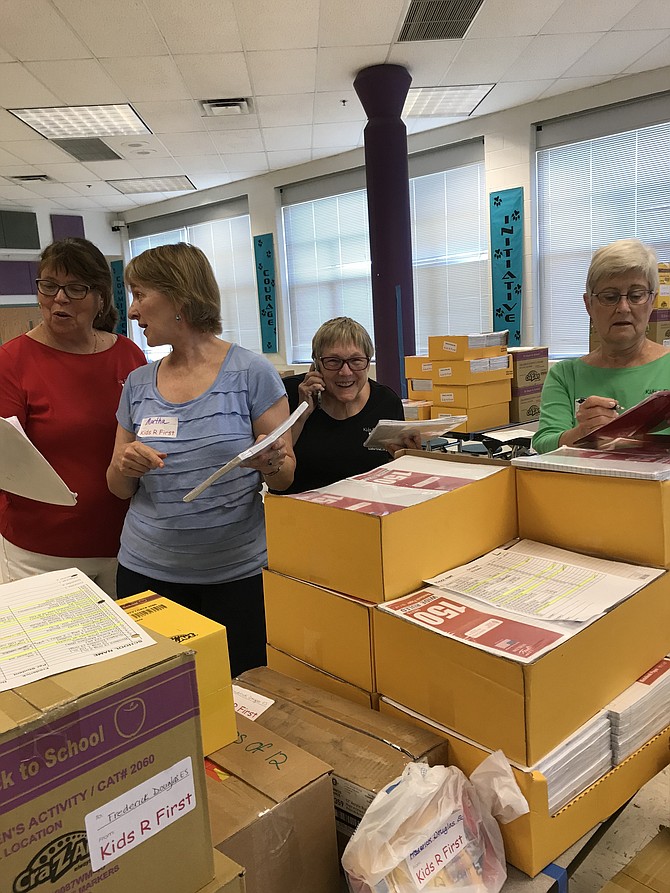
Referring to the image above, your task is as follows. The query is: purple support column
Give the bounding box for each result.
[354,64,416,395]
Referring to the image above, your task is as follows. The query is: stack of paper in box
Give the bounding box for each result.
[607,655,670,764]
[404,331,512,433]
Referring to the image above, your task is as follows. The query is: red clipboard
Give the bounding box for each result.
[575,390,670,451]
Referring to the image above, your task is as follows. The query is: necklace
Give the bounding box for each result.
[38,322,99,354]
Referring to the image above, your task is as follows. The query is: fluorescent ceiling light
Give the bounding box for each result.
[108,176,195,194]
[8,104,151,139]
[403,85,494,117]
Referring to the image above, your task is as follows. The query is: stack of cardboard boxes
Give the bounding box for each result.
[507,346,549,423]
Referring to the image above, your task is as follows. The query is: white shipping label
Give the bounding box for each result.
[421,362,433,371]
[232,684,274,720]
[404,811,466,891]
[438,368,452,378]
[138,416,179,438]
[439,393,455,403]
[332,776,375,837]
[442,341,457,352]
[85,757,196,871]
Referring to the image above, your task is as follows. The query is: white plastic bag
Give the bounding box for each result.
[341,763,507,893]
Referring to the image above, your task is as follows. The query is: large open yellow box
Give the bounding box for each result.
[267,646,378,709]
[430,402,510,432]
[517,469,670,568]
[263,569,376,691]
[431,379,511,408]
[407,378,433,400]
[119,592,237,754]
[380,698,670,879]
[373,573,670,765]
[265,452,517,602]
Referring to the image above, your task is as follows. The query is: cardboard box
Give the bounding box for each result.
[234,668,449,845]
[407,378,433,400]
[431,379,511,408]
[427,332,508,360]
[198,851,246,893]
[404,356,434,378]
[373,572,670,765]
[430,354,512,386]
[600,827,670,893]
[380,699,670,878]
[119,592,237,755]
[508,346,548,387]
[402,398,433,420]
[206,713,339,893]
[654,263,670,310]
[265,452,517,602]
[517,468,670,568]
[430,402,510,433]
[267,646,378,709]
[648,309,670,346]
[0,636,214,893]
[263,570,376,692]
[510,385,543,423]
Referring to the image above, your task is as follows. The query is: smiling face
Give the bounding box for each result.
[317,340,371,405]
[584,271,654,352]
[128,281,178,346]
[38,265,102,339]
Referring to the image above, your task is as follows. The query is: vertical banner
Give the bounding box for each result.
[253,233,277,353]
[489,187,523,346]
[110,259,128,336]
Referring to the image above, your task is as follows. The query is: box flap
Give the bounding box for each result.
[118,592,225,642]
[612,827,670,893]
[206,770,275,840]
[0,690,41,733]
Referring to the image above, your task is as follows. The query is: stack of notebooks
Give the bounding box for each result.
[606,655,670,764]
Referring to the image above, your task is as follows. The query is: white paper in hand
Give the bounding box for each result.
[183,401,309,502]
[0,416,77,505]
[363,416,468,450]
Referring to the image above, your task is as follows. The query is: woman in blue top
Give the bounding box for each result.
[107,242,295,675]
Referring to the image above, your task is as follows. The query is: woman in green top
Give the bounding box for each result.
[533,239,670,454]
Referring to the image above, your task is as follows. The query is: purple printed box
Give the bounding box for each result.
[0,636,213,893]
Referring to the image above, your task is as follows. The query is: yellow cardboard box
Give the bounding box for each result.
[599,827,670,893]
[263,570,376,692]
[265,452,517,602]
[508,346,549,387]
[431,379,511,408]
[407,378,434,400]
[427,332,508,360]
[431,402,510,433]
[430,354,512,386]
[373,573,670,765]
[516,469,670,568]
[267,646,378,709]
[380,698,670,879]
[119,593,236,755]
[402,398,433,420]
[404,356,434,378]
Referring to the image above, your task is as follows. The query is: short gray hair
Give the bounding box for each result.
[586,239,659,296]
[311,317,374,361]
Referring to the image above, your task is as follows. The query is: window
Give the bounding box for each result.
[127,201,259,361]
[537,118,670,358]
[281,144,488,362]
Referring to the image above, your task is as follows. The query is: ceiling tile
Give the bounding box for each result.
[0,63,62,107]
[23,60,127,105]
[443,37,533,84]
[95,194,139,209]
[177,155,228,173]
[316,46,389,92]
[0,48,15,63]
[624,35,670,74]
[221,152,268,172]
[103,135,173,159]
[500,33,603,82]
[473,80,554,116]
[540,0,640,34]
[186,172,233,189]
[387,42,461,88]
[0,146,22,165]
[0,110,40,141]
[203,113,260,131]
[39,161,100,182]
[248,49,317,96]
[0,180,44,201]
[174,54,252,100]
[82,159,143,178]
[1,0,91,61]
[234,0,319,51]
[145,0,242,53]
[210,130,265,153]
[132,101,206,134]
[24,181,79,197]
[267,149,312,169]
[564,30,670,77]
[467,0,564,38]
[539,76,607,99]
[54,195,101,209]
[616,0,670,30]
[70,181,124,197]
[7,140,73,164]
[319,0,406,46]
[406,116,467,134]
[312,121,363,148]
[53,0,169,57]
[158,132,217,156]
[263,125,312,151]
[256,94,314,127]
[313,92,365,124]
[0,163,41,177]
[129,157,184,177]
[100,57,191,102]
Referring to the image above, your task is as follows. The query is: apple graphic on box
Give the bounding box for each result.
[114,698,147,739]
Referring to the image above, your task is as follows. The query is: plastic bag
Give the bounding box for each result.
[341,762,507,893]
[470,750,529,825]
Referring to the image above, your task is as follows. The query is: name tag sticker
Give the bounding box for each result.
[138,416,179,439]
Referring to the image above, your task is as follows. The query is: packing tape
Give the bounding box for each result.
[541,862,568,893]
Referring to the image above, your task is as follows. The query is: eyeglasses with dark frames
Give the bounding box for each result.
[590,288,654,306]
[319,355,371,371]
[36,279,93,301]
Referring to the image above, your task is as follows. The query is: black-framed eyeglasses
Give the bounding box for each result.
[36,279,92,301]
[319,355,371,371]
[590,288,654,306]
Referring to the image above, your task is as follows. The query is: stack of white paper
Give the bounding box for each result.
[512,445,670,480]
[530,712,612,814]
[606,655,670,764]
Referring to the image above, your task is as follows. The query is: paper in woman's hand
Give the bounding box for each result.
[363,416,468,450]
[0,416,77,505]
[182,402,309,502]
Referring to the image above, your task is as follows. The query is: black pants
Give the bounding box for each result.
[116,564,267,678]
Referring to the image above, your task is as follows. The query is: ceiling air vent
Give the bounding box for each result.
[201,98,251,117]
[9,174,52,183]
[51,138,122,162]
[398,0,485,41]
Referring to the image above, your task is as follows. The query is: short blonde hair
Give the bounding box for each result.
[586,239,659,296]
[311,317,374,361]
[125,242,222,335]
